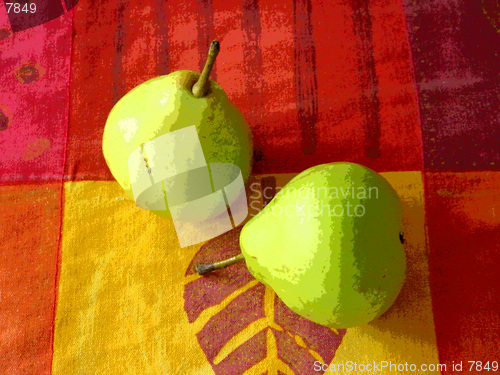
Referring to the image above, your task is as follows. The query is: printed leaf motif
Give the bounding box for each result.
[184,228,346,375]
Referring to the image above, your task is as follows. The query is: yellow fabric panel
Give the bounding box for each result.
[52,181,212,374]
[53,172,439,374]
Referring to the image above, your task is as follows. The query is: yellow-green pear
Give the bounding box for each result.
[198,162,406,329]
[102,41,252,218]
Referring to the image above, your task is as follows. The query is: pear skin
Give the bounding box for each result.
[240,162,406,328]
[102,70,252,219]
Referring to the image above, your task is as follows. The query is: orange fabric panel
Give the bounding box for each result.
[0,184,61,374]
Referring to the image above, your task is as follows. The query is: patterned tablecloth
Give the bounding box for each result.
[0,0,498,374]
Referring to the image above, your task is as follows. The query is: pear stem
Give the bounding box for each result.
[192,40,220,98]
[196,253,245,275]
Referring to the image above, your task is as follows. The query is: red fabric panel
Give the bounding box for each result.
[65,0,422,181]
[425,172,500,373]
[304,0,422,172]
[64,0,119,181]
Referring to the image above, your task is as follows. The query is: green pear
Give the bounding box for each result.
[102,41,252,219]
[240,162,406,328]
[197,162,406,328]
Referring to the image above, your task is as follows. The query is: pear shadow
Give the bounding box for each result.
[366,197,438,349]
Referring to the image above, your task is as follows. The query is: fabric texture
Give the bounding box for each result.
[0,0,498,374]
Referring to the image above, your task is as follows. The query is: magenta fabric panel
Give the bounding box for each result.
[404,0,500,171]
[0,9,72,184]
